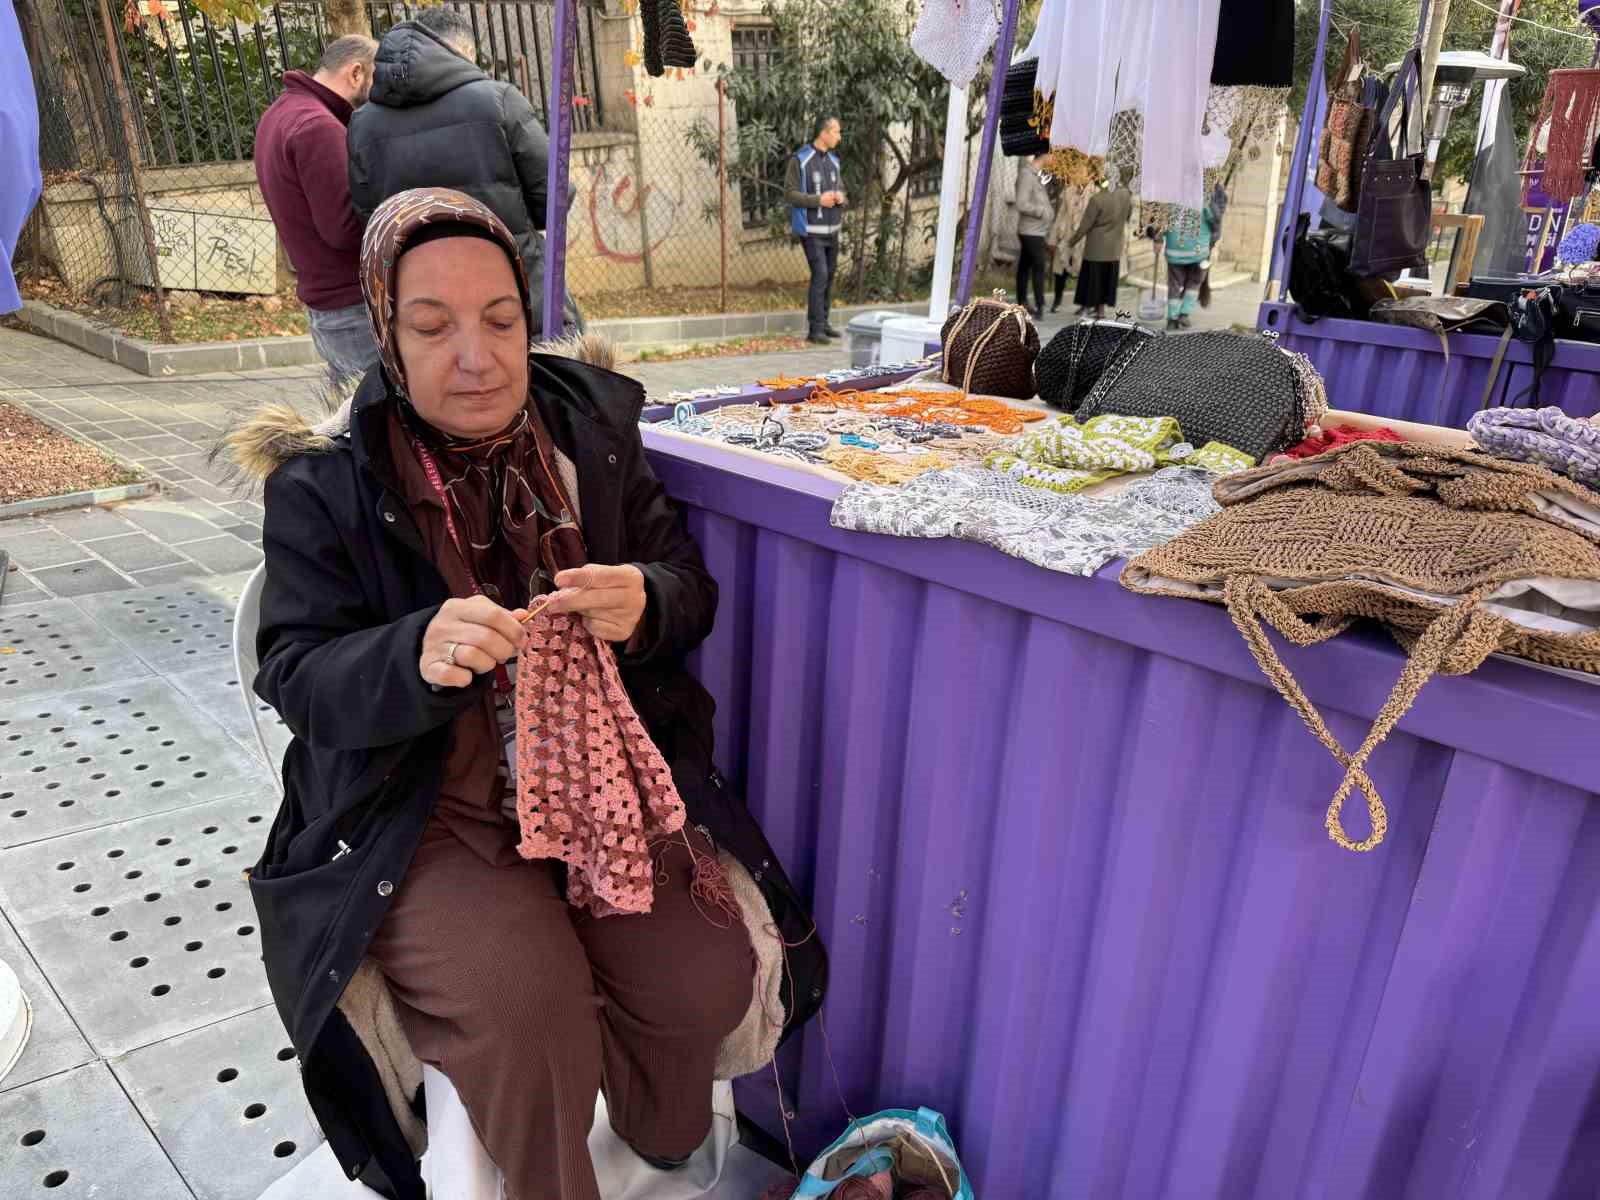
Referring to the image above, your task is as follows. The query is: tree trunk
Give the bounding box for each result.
[324,0,369,39]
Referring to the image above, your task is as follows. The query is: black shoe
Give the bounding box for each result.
[823,325,841,339]
[1050,302,1061,313]
[631,1145,692,1171]
[1030,306,1045,319]
[806,332,830,344]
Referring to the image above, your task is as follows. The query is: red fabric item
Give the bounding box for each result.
[254,72,365,309]
[1283,424,1405,460]
[515,608,687,916]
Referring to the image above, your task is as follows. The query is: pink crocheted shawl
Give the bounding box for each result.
[514,609,686,916]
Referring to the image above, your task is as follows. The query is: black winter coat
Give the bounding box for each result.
[347,21,582,331]
[249,355,825,1199]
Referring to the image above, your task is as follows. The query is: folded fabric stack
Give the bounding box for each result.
[987,412,1252,493]
[1468,406,1600,490]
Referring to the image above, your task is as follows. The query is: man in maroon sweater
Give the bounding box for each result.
[255,36,378,383]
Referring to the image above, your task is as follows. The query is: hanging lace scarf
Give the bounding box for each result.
[910,0,1001,89]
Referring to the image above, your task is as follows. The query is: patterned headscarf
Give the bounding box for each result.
[360,187,583,606]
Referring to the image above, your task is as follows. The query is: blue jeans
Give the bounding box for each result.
[308,302,380,386]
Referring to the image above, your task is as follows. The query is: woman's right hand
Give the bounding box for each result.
[419,596,529,689]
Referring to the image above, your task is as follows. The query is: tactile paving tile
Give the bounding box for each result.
[168,666,290,777]
[0,1063,192,1198]
[112,1004,316,1200]
[0,677,265,847]
[83,576,250,674]
[0,915,92,1093]
[0,793,277,1056]
[0,598,153,702]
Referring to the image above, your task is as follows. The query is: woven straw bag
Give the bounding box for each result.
[1123,442,1600,852]
[940,295,1040,399]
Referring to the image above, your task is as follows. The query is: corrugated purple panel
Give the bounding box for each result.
[645,435,1600,1199]
[1260,302,1600,428]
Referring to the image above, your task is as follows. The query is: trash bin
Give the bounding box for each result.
[845,310,905,368]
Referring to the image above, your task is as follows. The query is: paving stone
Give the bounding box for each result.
[40,508,136,543]
[0,1063,193,1198]
[123,434,205,457]
[177,536,262,574]
[0,580,51,608]
[129,564,214,587]
[114,504,227,545]
[0,530,92,571]
[97,417,164,437]
[84,533,186,573]
[168,665,289,772]
[0,597,152,703]
[27,561,133,598]
[80,580,243,673]
[113,1005,315,1200]
[0,913,93,1092]
[0,792,276,1055]
[0,675,260,847]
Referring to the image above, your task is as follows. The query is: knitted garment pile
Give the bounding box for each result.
[830,464,1221,577]
[1468,406,1600,491]
[513,609,686,917]
[987,411,1253,493]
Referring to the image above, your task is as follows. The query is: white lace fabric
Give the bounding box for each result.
[829,465,1221,577]
[910,0,1001,89]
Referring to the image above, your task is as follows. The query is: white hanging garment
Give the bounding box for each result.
[1138,0,1223,208]
[910,0,1000,89]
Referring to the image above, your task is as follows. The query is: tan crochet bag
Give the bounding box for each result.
[1123,442,1600,851]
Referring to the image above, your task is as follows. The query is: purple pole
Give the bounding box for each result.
[542,0,576,342]
[1265,0,1331,297]
[954,0,1022,306]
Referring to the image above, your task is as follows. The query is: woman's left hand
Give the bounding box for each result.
[545,564,647,644]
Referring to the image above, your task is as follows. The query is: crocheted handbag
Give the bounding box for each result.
[1122,441,1600,852]
[1314,26,1376,213]
[1035,316,1153,412]
[1075,330,1322,463]
[939,295,1040,399]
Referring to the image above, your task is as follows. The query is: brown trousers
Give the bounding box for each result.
[368,827,753,1200]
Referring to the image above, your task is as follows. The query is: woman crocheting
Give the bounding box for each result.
[233,188,823,1200]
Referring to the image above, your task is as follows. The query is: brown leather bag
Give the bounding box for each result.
[1315,28,1374,213]
[940,295,1040,399]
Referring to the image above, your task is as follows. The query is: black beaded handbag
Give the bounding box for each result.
[1076,330,1323,463]
[1035,315,1154,412]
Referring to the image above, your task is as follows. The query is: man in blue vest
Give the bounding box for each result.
[786,116,847,344]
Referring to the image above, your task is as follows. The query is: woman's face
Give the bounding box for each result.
[393,236,529,439]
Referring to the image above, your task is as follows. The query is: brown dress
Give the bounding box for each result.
[365,408,752,1200]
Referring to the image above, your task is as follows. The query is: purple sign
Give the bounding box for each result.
[1523,172,1573,272]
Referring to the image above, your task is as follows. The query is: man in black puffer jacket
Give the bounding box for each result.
[348,8,583,332]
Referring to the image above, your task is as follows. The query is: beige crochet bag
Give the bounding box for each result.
[1123,442,1600,851]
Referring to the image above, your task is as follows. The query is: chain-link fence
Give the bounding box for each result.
[12,0,953,340]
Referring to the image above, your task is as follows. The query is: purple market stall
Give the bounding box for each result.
[536,1,1600,1194]
[645,426,1600,1199]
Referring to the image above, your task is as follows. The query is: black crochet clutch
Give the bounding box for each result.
[1035,316,1154,412]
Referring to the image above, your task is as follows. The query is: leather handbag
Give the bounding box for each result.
[1315,27,1375,213]
[1349,48,1433,277]
[940,295,1040,399]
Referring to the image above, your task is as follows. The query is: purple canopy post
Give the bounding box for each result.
[1266,0,1331,296]
[542,0,576,342]
[954,0,1022,306]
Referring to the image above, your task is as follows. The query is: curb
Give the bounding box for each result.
[18,298,930,377]
[0,480,161,521]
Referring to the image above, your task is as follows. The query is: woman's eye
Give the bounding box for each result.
[489,320,517,332]
[411,325,446,338]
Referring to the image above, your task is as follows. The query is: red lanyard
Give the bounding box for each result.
[407,432,513,694]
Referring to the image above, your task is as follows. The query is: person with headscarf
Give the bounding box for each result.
[228,188,825,1200]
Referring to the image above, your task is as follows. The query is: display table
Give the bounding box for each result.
[642,425,1600,1199]
[1260,301,1600,428]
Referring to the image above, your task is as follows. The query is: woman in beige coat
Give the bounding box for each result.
[1067,179,1133,319]
[1046,182,1092,313]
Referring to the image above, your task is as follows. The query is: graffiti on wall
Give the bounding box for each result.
[144,207,276,294]
[587,161,684,263]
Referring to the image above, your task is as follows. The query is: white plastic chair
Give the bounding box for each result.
[235,566,777,1200]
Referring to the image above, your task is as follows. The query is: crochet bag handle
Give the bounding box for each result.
[1221,575,1505,852]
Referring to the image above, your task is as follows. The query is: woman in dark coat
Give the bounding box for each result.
[233,187,824,1200]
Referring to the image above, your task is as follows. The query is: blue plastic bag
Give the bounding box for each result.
[785,1106,974,1199]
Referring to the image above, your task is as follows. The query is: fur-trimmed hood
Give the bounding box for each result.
[218,333,618,483]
